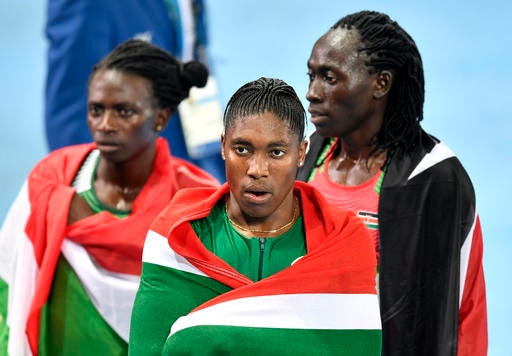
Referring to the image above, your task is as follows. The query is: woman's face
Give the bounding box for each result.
[306,28,383,140]
[87,69,167,163]
[221,111,306,223]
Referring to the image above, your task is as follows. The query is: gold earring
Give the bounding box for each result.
[298,161,304,167]
[155,124,163,132]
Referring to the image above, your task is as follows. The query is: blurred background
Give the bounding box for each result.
[1,1,509,354]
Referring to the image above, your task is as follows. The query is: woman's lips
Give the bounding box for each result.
[243,191,271,204]
[308,109,328,125]
[96,142,120,152]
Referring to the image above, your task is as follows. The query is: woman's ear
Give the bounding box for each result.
[220,134,226,160]
[373,70,393,99]
[297,139,308,167]
[155,108,173,132]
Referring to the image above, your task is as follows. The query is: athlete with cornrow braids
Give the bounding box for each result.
[129,77,382,355]
[298,10,487,356]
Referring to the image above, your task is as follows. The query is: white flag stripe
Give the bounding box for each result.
[61,239,140,342]
[0,181,37,355]
[408,141,455,180]
[170,293,381,336]
[142,230,207,277]
[459,212,477,307]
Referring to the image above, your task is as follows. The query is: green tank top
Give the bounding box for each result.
[72,149,131,218]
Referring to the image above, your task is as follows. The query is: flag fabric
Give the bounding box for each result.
[298,130,487,355]
[0,138,219,355]
[130,182,382,355]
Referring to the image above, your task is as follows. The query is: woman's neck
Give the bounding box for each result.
[225,194,300,238]
[94,151,155,208]
[328,138,387,186]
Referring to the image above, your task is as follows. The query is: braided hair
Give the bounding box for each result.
[90,39,208,111]
[333,10,424,153]
[223,77,306,143]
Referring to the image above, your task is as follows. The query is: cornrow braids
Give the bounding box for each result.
[90,39,208,110]
[223,77,306,143]
[333,10,424,154]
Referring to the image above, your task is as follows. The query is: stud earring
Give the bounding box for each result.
[155,124,163,132]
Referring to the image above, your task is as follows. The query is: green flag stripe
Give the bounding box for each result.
[39,257,127,355]
[131,261,231,355]
[165,325,382,355]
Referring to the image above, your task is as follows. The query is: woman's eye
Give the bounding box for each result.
[323,74,336,84]
[119,108,134,117]
[88,104,103,116]
[235,146,248,154]
[272,149,285,158]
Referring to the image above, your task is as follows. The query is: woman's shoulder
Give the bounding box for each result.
[30,143,95,177]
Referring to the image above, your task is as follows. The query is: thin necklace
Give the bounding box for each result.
[226,196,299,234]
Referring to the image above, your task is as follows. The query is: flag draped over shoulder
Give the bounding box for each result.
[298,130,487,355]
[131,182,381,355]
[0,138,219,356]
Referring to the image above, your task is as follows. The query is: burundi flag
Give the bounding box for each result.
[0,181,139,355]
[0,139,216,355]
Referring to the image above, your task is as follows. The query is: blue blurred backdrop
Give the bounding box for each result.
[1,1,509,354]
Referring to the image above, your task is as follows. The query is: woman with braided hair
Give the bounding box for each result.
[129,77,381,355]
[297,10,487,355]
[0,39,219,355]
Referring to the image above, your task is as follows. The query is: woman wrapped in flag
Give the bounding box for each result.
[129,77,382,355]
[297,10,487,355]
[0,39,219,355]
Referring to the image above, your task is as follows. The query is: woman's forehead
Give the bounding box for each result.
[227,113,296,140]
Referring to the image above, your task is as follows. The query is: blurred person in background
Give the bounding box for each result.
[45,0,226,182]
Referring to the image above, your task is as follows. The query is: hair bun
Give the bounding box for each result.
[181,61,209,90]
